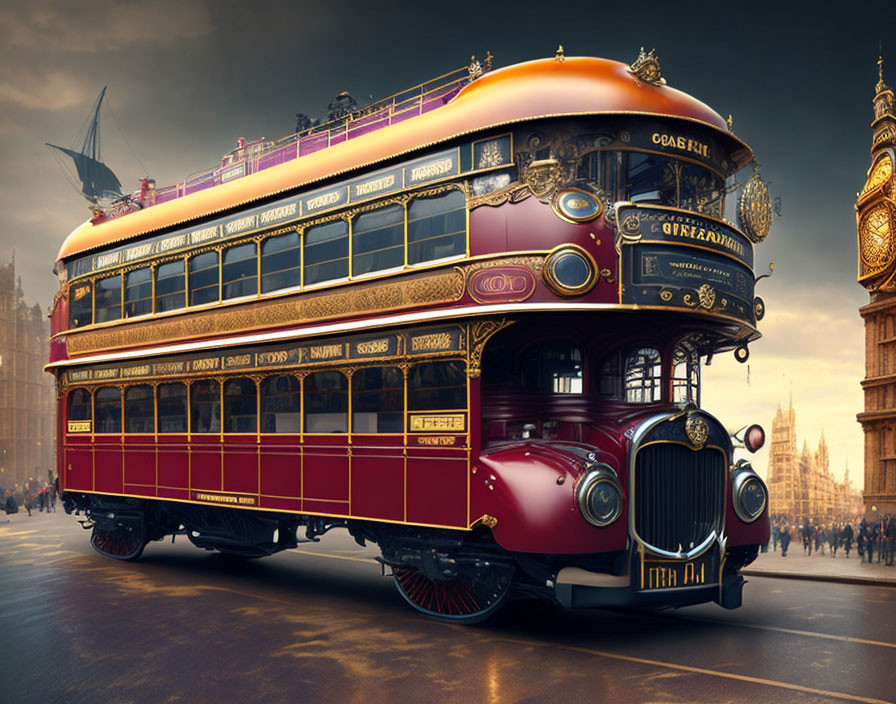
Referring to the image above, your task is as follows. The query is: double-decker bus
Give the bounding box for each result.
[48,50,772,622]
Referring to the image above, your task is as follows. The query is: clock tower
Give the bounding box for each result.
[857,54,896,519]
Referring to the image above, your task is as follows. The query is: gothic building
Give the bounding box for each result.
[767,399,863,522]
[856,55,896,518]
[0,255,55,488]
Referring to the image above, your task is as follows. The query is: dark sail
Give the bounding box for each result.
[47,87,123,203]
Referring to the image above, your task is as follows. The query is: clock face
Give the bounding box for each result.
[860,155,893,200]
[860,202,894,269]
[737,175,772,243]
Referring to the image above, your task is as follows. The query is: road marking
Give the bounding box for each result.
[289,549,379,565]
[490,636,895,704]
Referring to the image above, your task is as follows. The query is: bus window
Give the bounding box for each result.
[625,152,676,206]
[155,260,186,313]
[190,379,220,433]
[223,377,257,432]
[67,388,92,423]
[408,360,467,410]
[577,151,621,200]
[125,385,155,433]
[157,382,188,433]
[407,190,465,265]
[624,348,662,403]
[672,342,700,407]
[519,341,583,394]
[597,350,622,398]
[95,275,122,323]
[304,371,347,433]
[304,220,348,286]
[95,386,122,433]
[352,366,404,433]
[124,267,152,318]
[222,243,258,300]
[189,251,220,306]
[69,281,93,329]
[352,205,404,276]
[260,375,300,433]
[261,231,301,293]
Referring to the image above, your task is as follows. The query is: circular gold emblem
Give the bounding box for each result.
[738,176,773,243]
[685,414,709,449]
[859,202,894,269]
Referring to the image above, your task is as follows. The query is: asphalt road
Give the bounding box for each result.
[1,509,894,704]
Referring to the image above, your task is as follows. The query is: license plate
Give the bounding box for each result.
[639,550,717,590]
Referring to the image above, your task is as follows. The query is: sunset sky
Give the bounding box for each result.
[2,1,892,483]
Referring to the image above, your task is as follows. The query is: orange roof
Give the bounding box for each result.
[57,55,749,262]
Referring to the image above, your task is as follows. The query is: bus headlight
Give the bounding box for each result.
[732,469,768,523]
[577,467,623,527]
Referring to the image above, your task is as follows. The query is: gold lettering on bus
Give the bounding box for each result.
[416,436,457,446]
[259,203,297,225]
[355,339,389,355]
[225,215,257,236]
[122,365,151,378]
[411,332,453,351]
[354,174,395,196]
[191,358,220,372]
[190,226,219,244]
[158,234,186,252]
[224,354,251,368]
[124,243,154,262]
[95,251,121,268]
[93,369,119,379]
[72,285,91,301]
[67,420,91,433]
[650,133,710,158]
[193,492,254,505]
[153,362,185,375]
[409,158,454,182]
[256,350,289,366]
[653,221,746,258]
[307,344,343,360]
[306,191,342,210]
[69,370,90,382]
[410,414,465,432]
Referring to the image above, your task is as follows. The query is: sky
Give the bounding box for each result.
[1,0,892,484]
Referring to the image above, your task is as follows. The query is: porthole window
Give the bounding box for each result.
[543,247,596,296]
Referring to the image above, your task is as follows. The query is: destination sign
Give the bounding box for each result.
[619,206,753,268]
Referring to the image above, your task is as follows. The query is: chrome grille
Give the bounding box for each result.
[634,443,724,554]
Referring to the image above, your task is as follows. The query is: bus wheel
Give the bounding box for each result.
[90,522,147,561]
[393,566,512,623]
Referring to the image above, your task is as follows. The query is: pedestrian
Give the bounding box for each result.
[861,520,874,564]
[4,490,17,516]
[873,521,883,563]
[842,522,854,558]
[780,524,791,557]
[828,523,838,558]
[883,514,896,567]
[772,524,779,552]
[815,526,824,555]
[802,521,813,555]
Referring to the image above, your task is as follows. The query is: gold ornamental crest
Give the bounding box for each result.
[685,414,709,449]
[738,175,772,243]
[697,284,716,309]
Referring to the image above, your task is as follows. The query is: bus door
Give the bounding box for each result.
[93,386,123,495]
[64,388,93,492]
[302,371,350,516]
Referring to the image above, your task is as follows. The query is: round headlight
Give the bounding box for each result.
[577,469,623,527]
[732,471,768,523]
[544,246,597,296]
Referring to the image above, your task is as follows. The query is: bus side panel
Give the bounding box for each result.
[157,435,189,498]
[64,434,93,492]
[405,441,467,527]
[123,434,155,490]
[222,434,258,495]
[303,435,349,503]
[93,435,123,495]
[259,435,300,498]
[190,436,222,491]
[349,435,404,521]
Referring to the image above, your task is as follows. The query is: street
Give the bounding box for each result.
[1,510,894,704]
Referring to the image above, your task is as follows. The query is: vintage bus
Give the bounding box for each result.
[48,50,772,622]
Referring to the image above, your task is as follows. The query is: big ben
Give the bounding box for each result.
[857,54,896,518]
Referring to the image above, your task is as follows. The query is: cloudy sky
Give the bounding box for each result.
[2,0,892,483]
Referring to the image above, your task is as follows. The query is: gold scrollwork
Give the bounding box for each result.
[697,284,716,310]
[630,47,667,86]
[468,318,514,378]
[685,414,709,449]
[659,289,673,302]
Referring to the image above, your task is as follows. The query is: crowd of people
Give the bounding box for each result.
[772,515,896,566]
[1,471,58,518]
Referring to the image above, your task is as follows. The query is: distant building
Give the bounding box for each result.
[0,255,55,488]
[767,399,863,523]
[856,54,896,519]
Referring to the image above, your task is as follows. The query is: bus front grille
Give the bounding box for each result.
[633,443,724,554]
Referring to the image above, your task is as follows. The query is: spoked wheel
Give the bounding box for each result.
[393,566,512,623]
[90,522,147,561]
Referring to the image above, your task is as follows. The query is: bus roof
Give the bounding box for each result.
[57,55,750,263]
